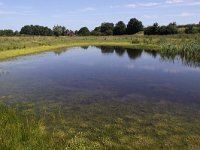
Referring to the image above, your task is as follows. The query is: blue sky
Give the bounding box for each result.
[0,0,200,30]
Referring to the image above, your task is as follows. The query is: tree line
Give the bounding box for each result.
[0,30,19,36]
[78,18,143,36]
[0,18,199,36]
[144,22,200,35]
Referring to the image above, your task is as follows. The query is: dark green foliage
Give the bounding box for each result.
[0,29,15,36]
[53,25,66,36]
[166,22,178,34]
[144,22,178,35]
[78,27,90,36]
[144,23,159,35]
[126,18,143,35]
[100,22,114,35]
[185,25,198,34]
[113,21,126,35]
[20,25,53,36]
[91,27,102,36]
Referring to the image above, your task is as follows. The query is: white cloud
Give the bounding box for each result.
[138,2,160,7]
[125,4,136,8]
[187,1,200,6]
[80,7,96,12]
[67,7,96,14]
[165,0,200,6]
[109,5,120,9]
[166,0,184,4]
[126,2,160,8]
[179,12,194,17]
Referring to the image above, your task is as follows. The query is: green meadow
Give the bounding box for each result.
[0,34,199,60]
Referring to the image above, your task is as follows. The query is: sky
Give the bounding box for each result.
[0,0,200,31]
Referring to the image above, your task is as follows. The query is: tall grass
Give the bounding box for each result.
[0,34,199,60]
[0,104,99,150]
[160,35,200,66]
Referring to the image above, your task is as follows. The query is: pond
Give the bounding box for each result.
[0,46,200,102]
[1,46,200,149]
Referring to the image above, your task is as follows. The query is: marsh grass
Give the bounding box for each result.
[0,34,199,60]
[160,36,200,67]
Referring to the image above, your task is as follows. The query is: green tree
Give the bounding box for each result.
[78,27,90,36]
[91,27,101,36]
[20,25,33,35]
[185,25,198,34]
[167,22,178,34]
[113,21,126,35]
[144,23,159,35]
[145,22,178,35]
[126,18,143,35]
[53,25,66,36]
[100,22,114,35]
[0,30,14,36]
[20,25,52,36]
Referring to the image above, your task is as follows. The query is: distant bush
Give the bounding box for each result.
[20,25,53,36]
[185,25,199,34]
[0,29,15,36]
[91,27,102,36]
[78,27,90,36]
[53,25,66,36]
[144,22,178,35]
[144,23,159,35]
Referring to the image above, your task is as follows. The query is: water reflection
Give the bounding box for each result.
[81,46,89,50]
[94,46,200,67]
[1,46,200,104]
[115,47,126,56]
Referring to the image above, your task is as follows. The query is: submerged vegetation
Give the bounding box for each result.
[1,94,200,150]
[0,17,200,149]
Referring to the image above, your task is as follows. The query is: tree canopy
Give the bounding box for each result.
[1,18,199,37]
[20,25,53,36]
[144,22,178,35]
[78,27,90,36]
[126,18,143,35]
[91,27,102,36]
[53,25,66,36]
[0,30,16,36]
[113,21,126,35]
[100,22,114,35]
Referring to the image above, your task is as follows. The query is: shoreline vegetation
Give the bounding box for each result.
[0,34,199,60]
[1,96,200,150]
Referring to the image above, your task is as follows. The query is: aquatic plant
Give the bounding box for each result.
[1,93,200,150]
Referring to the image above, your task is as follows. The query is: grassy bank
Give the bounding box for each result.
[0,34,199,60]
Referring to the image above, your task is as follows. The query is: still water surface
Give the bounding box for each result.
[1,46,200,148]
[0,46,200,103]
